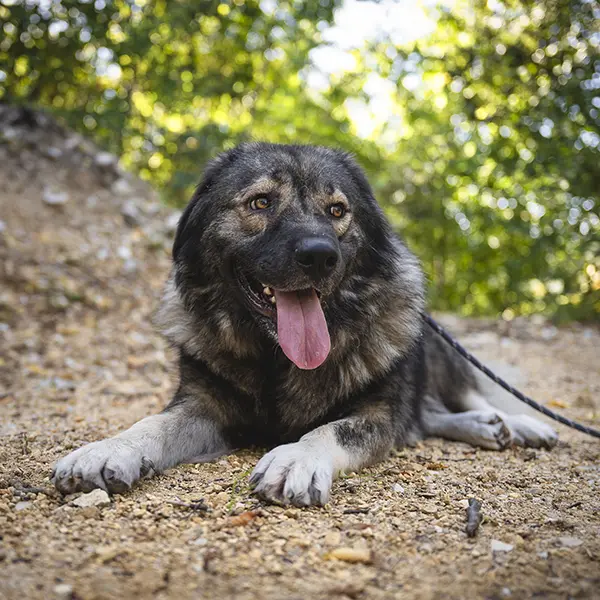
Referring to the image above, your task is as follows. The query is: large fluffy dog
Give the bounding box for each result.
[52,143,557,505]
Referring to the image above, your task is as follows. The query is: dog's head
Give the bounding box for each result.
[173,143,397,369]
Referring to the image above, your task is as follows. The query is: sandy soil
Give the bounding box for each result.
[1,106,599,599]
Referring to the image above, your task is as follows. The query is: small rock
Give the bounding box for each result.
[214,491,229,505]
[43,187,69,205]
[53,583,73,599]
[45,146,63,159]
[123,258,138,273]
[112,178,132,195]
[72,489,110,508]
[538,551,549,559]
[501,587,512,597]
[121,199,141,226]
[327,547,372,564]
[558,536,583,548]
[324,531,342,546]
[421,504,438,514]
[95,151,117,167]
[192,537,208,546]
[491,539,514,553]
[14,501,32,511]
[541,326,558,340]
[392,483,404,493]
[95,544,123,563]
[117,245,132,260]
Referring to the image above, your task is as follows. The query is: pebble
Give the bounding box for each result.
[324,531,342,546]
[121,200,141,226]
[214,491,229,505]
[43,187,69,205]
[94,151,117,167]
[53,583,73,599]
[14,501,33,511]
[491,540,514,553]
[327,547,372,564]
[112,178,133,195]
[117,245,132,260]
[192,537,208,546]
[558,536,583,548]
[72,489,111,508]
[45,146,63,159]
[393,483,404,493]
[421,505,438,514]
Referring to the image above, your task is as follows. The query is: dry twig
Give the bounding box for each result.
[466,498,482,537]
[167,497,210,512]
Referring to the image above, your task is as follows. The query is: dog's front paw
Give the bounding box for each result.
[250,442,333,507]
[51,439,156,495]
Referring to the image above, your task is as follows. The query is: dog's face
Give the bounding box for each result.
[174,143,393,370]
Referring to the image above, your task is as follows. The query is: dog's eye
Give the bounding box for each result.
[249,197,270,211]
[329,203,346,219]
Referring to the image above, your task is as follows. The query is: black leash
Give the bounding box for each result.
[423,313,600,440]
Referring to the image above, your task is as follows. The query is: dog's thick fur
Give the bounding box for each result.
[52,143,557,505]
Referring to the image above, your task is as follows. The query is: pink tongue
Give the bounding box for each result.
[274,289,331,370]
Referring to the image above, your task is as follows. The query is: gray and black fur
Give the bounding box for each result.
[52,143,557,505]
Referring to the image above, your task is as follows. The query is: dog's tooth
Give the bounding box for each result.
[263,286,272,296]
[270,295,276,304]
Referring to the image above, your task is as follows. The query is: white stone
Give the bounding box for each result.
[95,151,117,166]
[43,187,69,205]
[53,583,73,599]
[491,539,514,553]
[72,489,110,508]
[112,178,132,195]
[558,536,583,548]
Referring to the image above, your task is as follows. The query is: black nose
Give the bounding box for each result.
[295,237,339,281]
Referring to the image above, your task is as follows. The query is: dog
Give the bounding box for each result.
[51,143,557,506]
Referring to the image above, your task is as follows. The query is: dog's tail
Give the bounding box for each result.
[422,313,600,440]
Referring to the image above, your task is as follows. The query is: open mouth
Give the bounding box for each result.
[236,268,278,316]
[236,268,331,370]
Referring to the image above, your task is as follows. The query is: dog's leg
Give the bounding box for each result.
[460,389,558,449]
[250,403,394,507]
[422,405,513,450]
[423,390,558,450]
[52,400,228,494]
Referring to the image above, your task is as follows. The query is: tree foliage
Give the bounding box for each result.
[1,0,598,320]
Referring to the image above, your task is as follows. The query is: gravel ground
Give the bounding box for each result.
[1,107,599,599]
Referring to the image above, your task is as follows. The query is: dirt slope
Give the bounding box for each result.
[1,106,599,600]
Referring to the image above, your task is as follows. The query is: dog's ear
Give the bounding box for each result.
[172,147,243,262]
